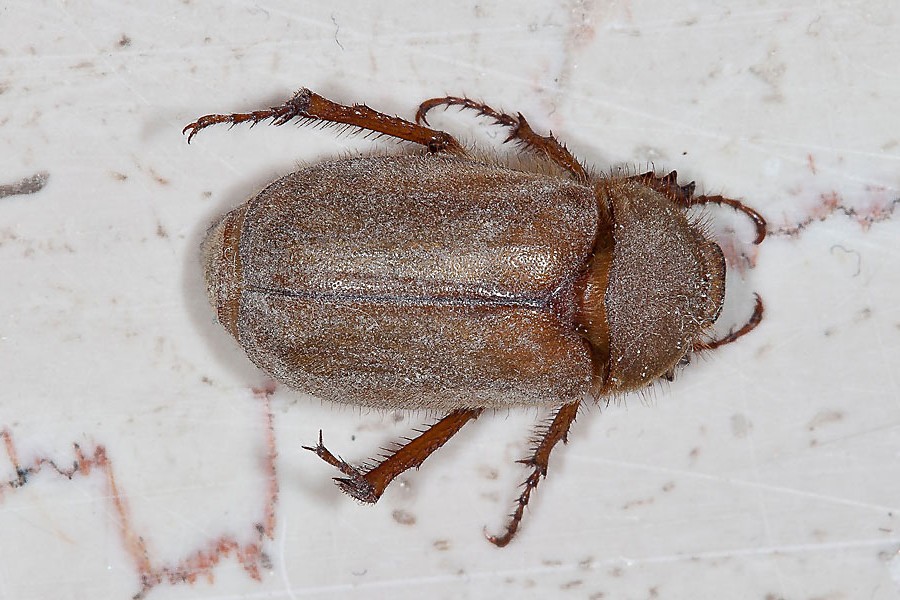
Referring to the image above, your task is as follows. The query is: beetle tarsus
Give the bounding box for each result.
[335,476,379,504]
[302,432,381,502]
[302,430,361,479]
[182,104,296,144]
[416,96,518,129]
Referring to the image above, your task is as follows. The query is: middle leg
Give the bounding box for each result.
[416,96,589,182]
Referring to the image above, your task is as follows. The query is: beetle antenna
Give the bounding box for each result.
[689,195,768,244]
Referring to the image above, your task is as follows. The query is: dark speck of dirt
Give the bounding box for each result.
[542,559,563,567]
[478,465,499,480]
[0,172,49,198]
[391,509,416,526]
[149,167,170,186]
[807,410,844,431]
[118,34,132,48]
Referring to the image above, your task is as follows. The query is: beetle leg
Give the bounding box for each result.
[694,294,764,352]
[303,408,483,504]
[416,96,589,182]
[629,170,696,204]
[629,170,767,244]
[184,88,466,154]
[486,400,580,548]
[302,430,364,479]
[689,194,768,245]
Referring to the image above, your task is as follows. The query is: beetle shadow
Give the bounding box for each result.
[179,176,277,387]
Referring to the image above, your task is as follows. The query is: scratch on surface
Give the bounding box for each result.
[743,405,788,599]
[277,515,300,600]
[573,454,900,514]
[0,387,279,599]
[331,14,345,51]
[829,245,862,277]
[262,536,900,595]
[770,191,900,238]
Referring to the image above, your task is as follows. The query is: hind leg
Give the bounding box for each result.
[184,88,466,155]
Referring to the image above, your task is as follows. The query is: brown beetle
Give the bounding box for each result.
[185,89,766,547]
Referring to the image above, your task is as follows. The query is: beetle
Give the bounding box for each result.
[184,88,766,546]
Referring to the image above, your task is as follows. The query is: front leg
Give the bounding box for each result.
[416,96,589,182]
[629,170,767,244]
[184,88,466,155]
[693,294,764,351]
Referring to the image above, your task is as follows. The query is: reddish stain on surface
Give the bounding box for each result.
[0,386,280,599]
[772,191,900,237]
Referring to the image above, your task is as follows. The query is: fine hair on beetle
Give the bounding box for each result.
[185,87,766,547]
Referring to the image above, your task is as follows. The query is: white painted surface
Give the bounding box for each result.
[1,2,899,598]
